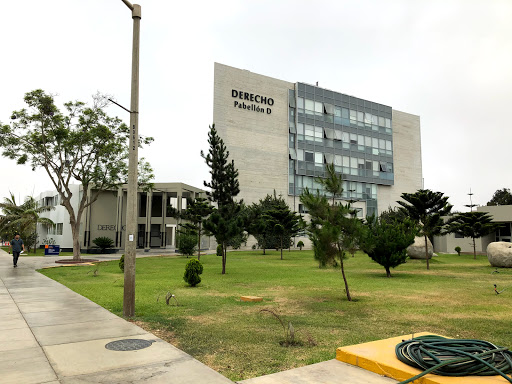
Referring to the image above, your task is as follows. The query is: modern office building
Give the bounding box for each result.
[213,63,423,217]
[36,183,207,252]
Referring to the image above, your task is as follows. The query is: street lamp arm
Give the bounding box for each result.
[121,0,141,19]
[121,0,134,11]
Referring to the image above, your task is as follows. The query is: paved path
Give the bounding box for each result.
[0,249,397,384]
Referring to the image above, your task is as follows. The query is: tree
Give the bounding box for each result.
[263,198,301,260]
[361,213,416,277]
[180,197,213,260]
[445,212,498,259]
[0,90,153,260]
[201,124,244,274]
[0,193,54,253]
[301,163,358,301]
[487,188,512,206]
[176,227,197,257]
[397,189,452,270]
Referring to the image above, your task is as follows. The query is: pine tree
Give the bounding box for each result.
[180,197,213,260]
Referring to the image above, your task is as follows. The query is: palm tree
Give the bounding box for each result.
[445,212,498,259]
[0,193,55,253]
[397,189,452,270]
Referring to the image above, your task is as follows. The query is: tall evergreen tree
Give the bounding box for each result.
[445,211,498,259]
[201,124,243,274]
[397,189,452,270]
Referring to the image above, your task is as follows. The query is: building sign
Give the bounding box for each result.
[232,89,273,114]
[98,225,116,231]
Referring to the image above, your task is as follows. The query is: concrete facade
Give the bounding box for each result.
[213,63,423,217]
[37,183,208,252]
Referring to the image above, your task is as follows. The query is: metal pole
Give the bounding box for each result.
[123,2,141,318]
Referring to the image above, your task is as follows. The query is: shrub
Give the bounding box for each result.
[92,236,114,253]
[297,240,304,250]
[177,231,196,256]
[119,254,125,272]
[184,259,203,287]
[216,244,223,256]
[455,246,461,256]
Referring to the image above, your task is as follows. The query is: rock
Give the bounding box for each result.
[433,253,438,257]
[407,236,433,259]
[487,242,512,268]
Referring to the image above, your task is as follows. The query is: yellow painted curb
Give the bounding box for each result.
[240,296,263,302]
[336,332,510,384]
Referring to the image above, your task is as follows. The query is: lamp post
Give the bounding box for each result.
[121,0,141,318]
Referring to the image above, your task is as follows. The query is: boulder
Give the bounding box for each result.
[407,236,433,259]
[487,242,512,268]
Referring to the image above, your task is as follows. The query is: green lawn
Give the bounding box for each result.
[39,251,512,381]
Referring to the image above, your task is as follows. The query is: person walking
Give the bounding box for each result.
[9,233,25,268]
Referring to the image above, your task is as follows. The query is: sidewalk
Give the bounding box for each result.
[0,249,234,384]
[0,249,397,384]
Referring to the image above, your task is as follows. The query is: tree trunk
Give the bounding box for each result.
[222,242,226,274]
[385,266,391,278]
[473,237,476,260]
[340,259,352,301]
[197,224,201,261]
[424,235,430,270]
[71,221,81,261]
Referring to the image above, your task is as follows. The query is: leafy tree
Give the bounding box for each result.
[180,197,213,260]
[360,213,416,277]
[445,211,499,259]
[0,90,153,260]
[201,124,244,274]
[397,189,452,270]
[263,201,301,260]
[454,246,461,256]
[176,228,197,257]
[92,236,114,253]
[0,193,54,253]
[297,240,304,250]
[487,188,512,206]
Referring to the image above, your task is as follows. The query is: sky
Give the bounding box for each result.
[1,0,511,212]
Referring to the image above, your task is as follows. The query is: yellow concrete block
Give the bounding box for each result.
[240,296,263,302]
[336,332,510,384]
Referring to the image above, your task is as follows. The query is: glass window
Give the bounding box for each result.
[378,116,385,126]
[305,125,314,137]
[297,123,304,134]
[334,107,342,117]
[343,156,350,167]
[350,157,358,168]
[289,96,296,108]
[386,140,392,151]
[364,113,372,124]
[358,135,365,146]
[324,103,335,115]
[379,162,387,172]
[56,223,63,235]
[385,118,391,128]
[342,132,349,142]
[373,161,379,171]
[342,108,349,118]
[350,110,357,121]
[315,126,323,141]
[305,99,314,111]
[297,149,304,161]
[357,111,364,122]
[315,152,323,163]
[334,155,342,166]
[365,136,371,147]
[314,101,323,114]
[289,122,296,134]
[334,129,343,141]
[371,115,378,125]
[350,133,357,144]
[289,134,295,148]
[305,151,314,162]
[379,139,386,149]
[324,153,334,164]
[387,163,393,172]
[297,97,304,109]
[372,137,378,148]
[366,161,372,170]
[289,148,297,159]
[169,197,177,209]
[324,128,335,140]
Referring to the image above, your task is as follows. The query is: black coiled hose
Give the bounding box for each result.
[395,335,512,384]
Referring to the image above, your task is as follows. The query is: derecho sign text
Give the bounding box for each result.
[232,89,273,114]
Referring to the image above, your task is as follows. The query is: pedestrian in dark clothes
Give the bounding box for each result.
[9,233,25,268]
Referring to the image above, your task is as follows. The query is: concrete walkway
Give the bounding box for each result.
[0,249,397,384]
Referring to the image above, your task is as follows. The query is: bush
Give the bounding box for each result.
[455,246,461,256]
[184,259,203,287]
[297,240,304,250]
[119,254,125,272]
[216,244,223,256]
[92,236,114,253]
[177,231,196,256]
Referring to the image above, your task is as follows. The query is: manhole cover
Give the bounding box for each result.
[105,339,154,351]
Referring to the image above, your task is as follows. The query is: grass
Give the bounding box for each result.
[0,246,82,257]
[39,251,512,381]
